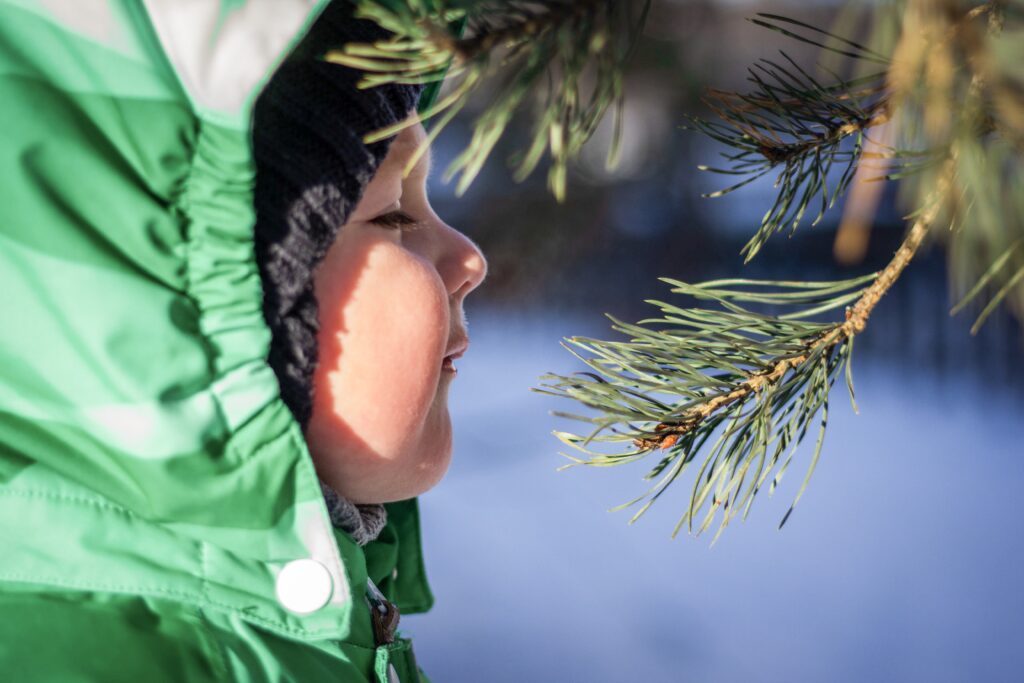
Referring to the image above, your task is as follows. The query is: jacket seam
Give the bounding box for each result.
[0,573,201,602]
[0,488,139,516]
[0,573,336,638]
[200,540,210,606]
[0,489,340,639]
[197,608,233,680]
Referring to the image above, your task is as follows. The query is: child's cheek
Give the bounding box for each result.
[360,246,449,436]
[314,237,449,480]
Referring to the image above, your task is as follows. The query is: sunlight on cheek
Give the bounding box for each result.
[316,243,450,463]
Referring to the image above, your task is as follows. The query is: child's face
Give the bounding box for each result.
[307,122,487,504]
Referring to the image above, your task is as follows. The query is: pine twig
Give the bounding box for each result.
[450,0,600,63]
[333,0,649,200]
[633,166,946,451]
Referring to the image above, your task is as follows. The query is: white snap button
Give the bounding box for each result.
[275,559,333,615]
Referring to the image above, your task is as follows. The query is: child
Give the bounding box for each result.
[0,1,484,680]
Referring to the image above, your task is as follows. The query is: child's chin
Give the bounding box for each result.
[342,445,453,504]
[384,448,452,502]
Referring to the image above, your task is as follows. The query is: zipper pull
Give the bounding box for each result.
[366,578,401,646]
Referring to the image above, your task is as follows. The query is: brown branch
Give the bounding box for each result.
[633,164,951,452]
[755,107,891,166]
[450,0,602,64]
[704,82,888,116]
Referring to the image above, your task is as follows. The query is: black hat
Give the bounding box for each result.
[252,1,423,429]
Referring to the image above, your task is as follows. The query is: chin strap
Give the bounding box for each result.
[320,481,388,545]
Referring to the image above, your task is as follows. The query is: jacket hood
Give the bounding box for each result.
[0,0,431,643]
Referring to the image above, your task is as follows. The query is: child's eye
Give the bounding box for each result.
[369,210,421,231]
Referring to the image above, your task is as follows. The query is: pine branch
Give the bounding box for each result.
[687,8,1021,263]
[636,169,945,453]
[330,0,650,200]
[536,274,866,539]
[692,2,1023,323]
[536,170,948,539]
[451,2,597,62]
[687,13,909,262]
[934,0,1024,326]
[535,3,1021,541]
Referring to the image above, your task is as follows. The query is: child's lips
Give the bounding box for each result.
[442,338,468,374]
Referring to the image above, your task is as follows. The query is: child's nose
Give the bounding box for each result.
[438,225,488,300]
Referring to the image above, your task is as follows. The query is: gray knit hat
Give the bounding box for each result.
[252,0,423,431]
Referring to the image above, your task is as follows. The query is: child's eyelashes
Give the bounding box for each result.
[369,210,422,231]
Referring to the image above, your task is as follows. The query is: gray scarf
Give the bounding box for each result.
[320,482,388,545]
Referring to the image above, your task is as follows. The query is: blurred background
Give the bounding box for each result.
[401,1,1024,681]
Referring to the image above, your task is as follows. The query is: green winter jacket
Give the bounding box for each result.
[0,2,434,680]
